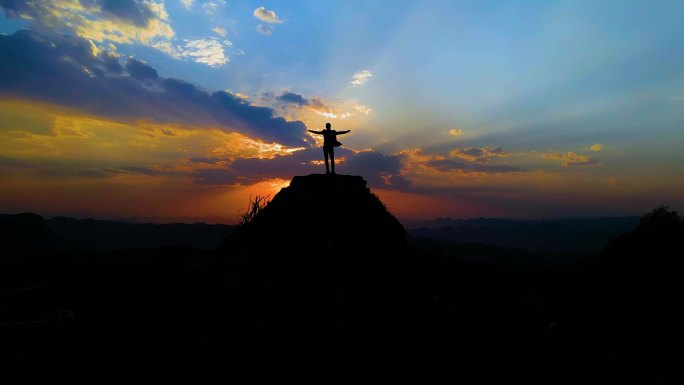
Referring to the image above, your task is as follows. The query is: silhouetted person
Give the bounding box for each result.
[308,123,350,174]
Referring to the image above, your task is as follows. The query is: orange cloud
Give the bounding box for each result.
[449,147,509,163]
[0,98,311,223]
[542,151,599,166]
[0,99,304,175]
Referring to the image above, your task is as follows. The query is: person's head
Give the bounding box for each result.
[325,122,331,130]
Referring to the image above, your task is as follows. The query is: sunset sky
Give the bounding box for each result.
[1,0,683,223]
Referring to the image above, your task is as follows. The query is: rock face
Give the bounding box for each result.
[216,175,406,330]
[222,174,405,264]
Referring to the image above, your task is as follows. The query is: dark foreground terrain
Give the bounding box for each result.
[0,176,681,377]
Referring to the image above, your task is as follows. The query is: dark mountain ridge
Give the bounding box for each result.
[2,210,641,256]
[408,216,640,252]
[0,213,232,256]
[45,216,232,252]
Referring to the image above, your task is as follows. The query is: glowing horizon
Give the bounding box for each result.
[1,1,683,223]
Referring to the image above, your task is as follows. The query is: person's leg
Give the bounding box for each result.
[330,148,335,174]
[323,147,330,174]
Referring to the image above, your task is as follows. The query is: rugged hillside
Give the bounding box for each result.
[216,174,406,330]
[45,217,232,252]
[222,174,406,263]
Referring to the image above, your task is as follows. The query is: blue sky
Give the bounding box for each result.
[1,0,683,221]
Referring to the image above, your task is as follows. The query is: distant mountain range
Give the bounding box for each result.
[0,213,233,254]
[407,217,640,253]
[1,212,640,255]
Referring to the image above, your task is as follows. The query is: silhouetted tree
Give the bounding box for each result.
[637,204,679,232]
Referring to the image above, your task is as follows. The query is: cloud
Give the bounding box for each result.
[354,104,372,115]
[77,166,172,179]
[449,129,464,136]
[272,91,335,115]
[399,147,527,177]
[81,0,155,27]
[256,24,272,36]
[426,159,526,174]
[193,147,407,189]
[212,26,227,37]
[0,30,308,146]
[450,147,508,163]
[77,168,122,179]
[101,51,123,74]
[0,1,228,67]
[0,156,34,168]
[253,6,283,23]
[202,1,219,15]
[189,157,222,164]
[351,70,373,86]
[343,149,405,188]
[309,98,333,112]
[252,7,282,36]
[125,57,158,80]
[0,0,175,52]
[542,152,599,166]
[180,0,195,10]
[178,38,228,67]
[589,144,602,151]
[276,92,309,107]
[121,166,169,176]
[267,91,364,120]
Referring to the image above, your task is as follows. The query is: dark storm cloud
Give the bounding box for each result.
[0,0,34,17]
[0,30,308,146]
[192,168,235,185]
[276,92,308,107]
[193,149,319,185]
[77,166,174,178]
[77,169,121,179]
[308,98,327,110]
[426,159,526,173]
[189,157,223,164]
[81,0,154,27]
[125,57,158,80]
[0,0,155,27]
[193,147,408,189]
[273,91,331,113]
[120,166,166,176]
[341,150,403,187]
[450,147,509,163]
[0,156,34,168]
[101,52,123,74]
[384,174,412,190]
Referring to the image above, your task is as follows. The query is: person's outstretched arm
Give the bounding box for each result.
[308,129,323,134]
[337,130,351,135]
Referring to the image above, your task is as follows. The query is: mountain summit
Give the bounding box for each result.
[222,174,405,262]
[216,174,406,330]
